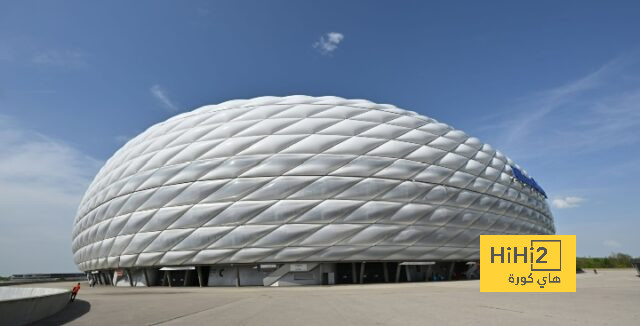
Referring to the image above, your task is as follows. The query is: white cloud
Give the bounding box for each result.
[482,55,640,161]
[313,32,345,55]
[603,239,622,249]
[500,59,616,149]
[0,115,102,275]
[196,6,210,16]
[150,84,179,112]
[32,49,87,68]
[552,196,585,209]
[115,135,132,143]
[0,38,87,68]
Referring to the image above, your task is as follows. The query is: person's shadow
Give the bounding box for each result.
[30,299,91,325]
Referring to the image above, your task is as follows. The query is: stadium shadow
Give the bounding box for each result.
[32,299,91,325]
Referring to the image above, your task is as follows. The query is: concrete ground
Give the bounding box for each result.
[23,269,639,325]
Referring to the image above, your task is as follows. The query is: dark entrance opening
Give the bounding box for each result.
[361,262,385,283]
[322,272,329,285]
[161,269,199,287]
[336,262,398,284]
[198,266,210,286]
[167,270,184,286]
[451,262,469,280]
[336,263,355,284]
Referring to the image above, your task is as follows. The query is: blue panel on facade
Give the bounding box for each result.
[510,166,547,198]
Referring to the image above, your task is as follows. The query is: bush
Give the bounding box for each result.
[576,253,633,269]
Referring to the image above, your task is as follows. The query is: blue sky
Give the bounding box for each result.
[1,1,639,274]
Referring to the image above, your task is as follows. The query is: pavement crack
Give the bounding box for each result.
[148,298,252,325]
[478,305,524,314]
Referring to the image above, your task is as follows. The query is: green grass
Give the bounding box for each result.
[577,253,634,269]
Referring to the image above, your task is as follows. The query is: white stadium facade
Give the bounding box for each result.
[71,96,554,287]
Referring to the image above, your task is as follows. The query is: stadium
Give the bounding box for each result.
[71,95,554,287]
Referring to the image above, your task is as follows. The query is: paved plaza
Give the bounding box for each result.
[26,269,639,325]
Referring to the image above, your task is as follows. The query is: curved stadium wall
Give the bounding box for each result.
[71,95,554,286]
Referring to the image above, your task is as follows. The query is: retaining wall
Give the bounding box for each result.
[0,287,70,326]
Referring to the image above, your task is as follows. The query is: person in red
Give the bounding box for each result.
[70,283,81,302]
